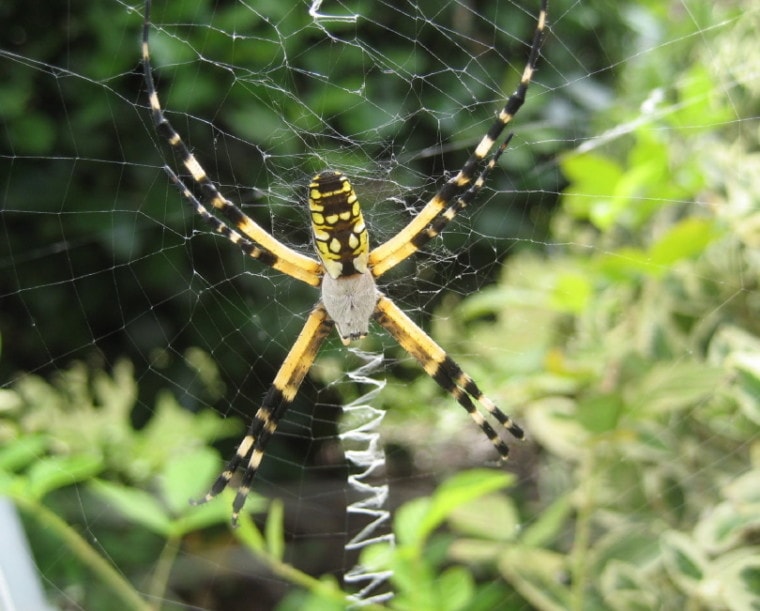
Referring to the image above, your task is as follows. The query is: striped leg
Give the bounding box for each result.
[192,304,334,525]
[142,0,322,287]
[368,0,547,278]
[164,166,284,271]
[404,136,512,256]
[373,295,523,460]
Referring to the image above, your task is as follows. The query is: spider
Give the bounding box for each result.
[142,0,548,524]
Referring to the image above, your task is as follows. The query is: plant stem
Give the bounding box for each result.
[147,534,181,609]
[13,495,150,611]
[569,452,595,611]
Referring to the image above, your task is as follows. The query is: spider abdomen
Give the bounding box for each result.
[309,170,369,279]
[321,271,379,345]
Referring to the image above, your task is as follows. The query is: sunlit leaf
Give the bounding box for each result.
[648,217,718,266]
[447,493,519,542]
[437,566,475,611]
[27,454,103,500]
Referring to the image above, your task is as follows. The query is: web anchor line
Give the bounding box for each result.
[339,349,394,606]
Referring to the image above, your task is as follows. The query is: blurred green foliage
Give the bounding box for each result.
[1,0,758,609]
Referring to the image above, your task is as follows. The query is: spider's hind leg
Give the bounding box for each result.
[192,305,334,525]
[373,295,523,460]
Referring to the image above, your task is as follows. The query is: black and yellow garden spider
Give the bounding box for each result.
[142,0,548,524]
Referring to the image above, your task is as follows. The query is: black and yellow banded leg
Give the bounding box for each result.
[373,295,523,460]
[368,0,547,278]
[141,0,322,287]
[163,166,284,270]
[402,136,512,257]
[192,304,334,525]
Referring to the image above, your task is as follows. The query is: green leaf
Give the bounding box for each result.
[447,538,500,565]
[284,577,348,611]
[550,271,593,313]
[159,447,223,515]
[447,494,519,542]
[499,546,571,611]
[669,65,733,132]
[27,454,103,499]
[724,469,760,505]
[576,393,625,434]
[561,153,624,229]
[732,352,760,426]
[89,479,171,535]
[648,218,717,266]
[0,434,49,472]
[600,560,659,611]
[694,501,760,555]
[713,549,760,611]
[660,531,709,595]
[632,361,725,415]
[357,540,395,573]
[171,498,236,535]
[520,493,573,549]
[437,566,475,611]
[132,390,240,480]
[395,497,432,548]
[403,470,514,548]
[594,529,661,568]
[595,246,662,280]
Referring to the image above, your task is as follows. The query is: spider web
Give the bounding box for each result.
[1,0,759,609]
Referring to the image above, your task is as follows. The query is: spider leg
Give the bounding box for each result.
[373,295,523,460]
[402,135,512,256]
[368,0,547,278]
[142,0,323,287]
[192,304,334,525]
[164,165,288,271]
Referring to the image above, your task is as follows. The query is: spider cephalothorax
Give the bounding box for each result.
[142,0,547,524]
[308,170,377,343]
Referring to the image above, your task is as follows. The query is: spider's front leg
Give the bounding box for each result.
[193,305,334,525]
[367,0,548,278]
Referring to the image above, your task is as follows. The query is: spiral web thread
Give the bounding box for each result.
[339,349,394,606]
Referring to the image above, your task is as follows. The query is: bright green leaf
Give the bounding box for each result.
[595,246,661,280]
[447,538,500,565]
[447,494,519,542]
[159,447,223,515]
[648,217,717,266]
[437,566,475,611]
[415,470,513,546]
[550,271,593,313]
[27,454,103,500]
[171,498,237,535]
[0,434,49,472]
[395,496,432,548]
[561,153,624,229]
